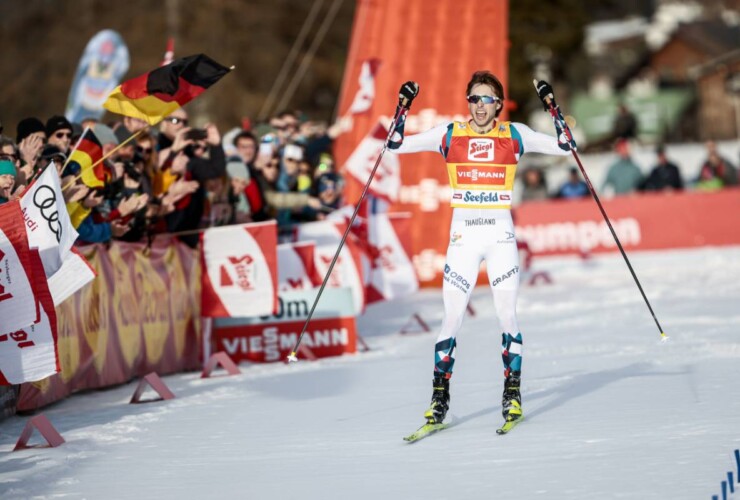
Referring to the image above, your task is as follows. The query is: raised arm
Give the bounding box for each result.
[511,122,571,157]
[391,122,450,155]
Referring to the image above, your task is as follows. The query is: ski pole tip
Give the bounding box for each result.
[660,332,669,343]
[287,352,298,363]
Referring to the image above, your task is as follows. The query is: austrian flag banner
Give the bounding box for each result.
[201,221,278,318]
[0,201,38,335]
[0,249,60,385]
[277,241,322,292]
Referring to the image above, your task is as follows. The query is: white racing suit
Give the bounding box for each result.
[392,119,569,379]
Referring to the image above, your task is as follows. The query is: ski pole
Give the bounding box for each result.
[287,85,418,362]
[533,80,668,343]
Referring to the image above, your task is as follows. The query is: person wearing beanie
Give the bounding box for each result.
[46,115,74,154]
[16,117,46,144]
[0,159,17,204]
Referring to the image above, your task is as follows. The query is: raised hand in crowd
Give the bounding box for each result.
[63,183,90,203]
[307,197,322,210]
[163,178,199,204]
[110,220,132,238]
[204,123,221,146]
[117,193,150,218]
[326,116,353,140]
[169,126,195,155]
[19,134,43,175]
[82,190,105,209]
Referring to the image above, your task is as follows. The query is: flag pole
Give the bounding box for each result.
[61,126,89,171]
[61,127,147,192]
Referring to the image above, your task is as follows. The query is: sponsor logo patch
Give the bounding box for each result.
[467,138,494,161]
[455,165,506,186]
[443,264,471,293]
[463,191,499,204]
[491,266,519,287]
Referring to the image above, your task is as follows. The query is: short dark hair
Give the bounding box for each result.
[233,131,257,148]
[466,71,505,117]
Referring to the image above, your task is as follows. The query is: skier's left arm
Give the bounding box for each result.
[511,122,572,157]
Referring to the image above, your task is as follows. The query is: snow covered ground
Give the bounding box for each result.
[1,246,740,500]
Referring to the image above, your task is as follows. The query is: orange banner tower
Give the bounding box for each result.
[335,0,509,286]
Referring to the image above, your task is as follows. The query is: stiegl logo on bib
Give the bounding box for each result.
[468,138,494,161]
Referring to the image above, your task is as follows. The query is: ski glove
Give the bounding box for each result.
[535,80,576,152]
[535,80,555,111]
[388,81,419,150]
[399,81,420,109]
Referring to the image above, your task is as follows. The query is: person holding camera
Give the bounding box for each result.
[158,123,226,246]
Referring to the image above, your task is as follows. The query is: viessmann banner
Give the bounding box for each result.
[334,0,510,287]
[213,288,357,363]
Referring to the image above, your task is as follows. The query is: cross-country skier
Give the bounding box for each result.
[390,72,576,434]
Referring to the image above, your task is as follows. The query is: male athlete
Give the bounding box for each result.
[390,72,575,434]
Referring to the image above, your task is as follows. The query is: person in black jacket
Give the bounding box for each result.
[640,144,683,192]
[161,123,226,246]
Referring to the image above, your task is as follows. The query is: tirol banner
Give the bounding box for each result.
[65,29,130,124]
[213,288,358,363]
[334,0,509,287]
[16,238,201,411]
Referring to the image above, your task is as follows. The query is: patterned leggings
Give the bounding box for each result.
[433,209,522,379]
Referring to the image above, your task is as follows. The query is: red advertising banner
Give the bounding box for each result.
[515,188,740,255]
[213,288,357,363]
[17,238,201,411]
[335,0,510,287]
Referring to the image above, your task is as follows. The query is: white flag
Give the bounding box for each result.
[347,58,381,115]
[277,241,322,292]
[20,164,79,276]
[48,248,97,306]
[365,213,419,303]
[0,202,38,335]
[296,220,365,314]
[0,249,60,384]
[344,123,400,202]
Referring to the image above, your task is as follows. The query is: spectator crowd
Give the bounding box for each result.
[0,108,349,247]
[520,138,739,203]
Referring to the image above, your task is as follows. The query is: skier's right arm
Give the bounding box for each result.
[388,80,448,155]
[389,122,450,155]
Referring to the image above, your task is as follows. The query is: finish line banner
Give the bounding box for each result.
[213,288,357,363]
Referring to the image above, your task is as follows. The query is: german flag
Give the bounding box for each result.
[67,128,106,189]
[103,54,231,125]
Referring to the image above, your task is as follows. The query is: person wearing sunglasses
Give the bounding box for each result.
[45,115,74,154]
[389,71,575,432]
[158,109,189,151]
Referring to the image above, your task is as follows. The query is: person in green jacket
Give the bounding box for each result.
[602,139,643,195]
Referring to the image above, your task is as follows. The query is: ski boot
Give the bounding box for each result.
[502,374,523,422]
[424,376,450,424]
